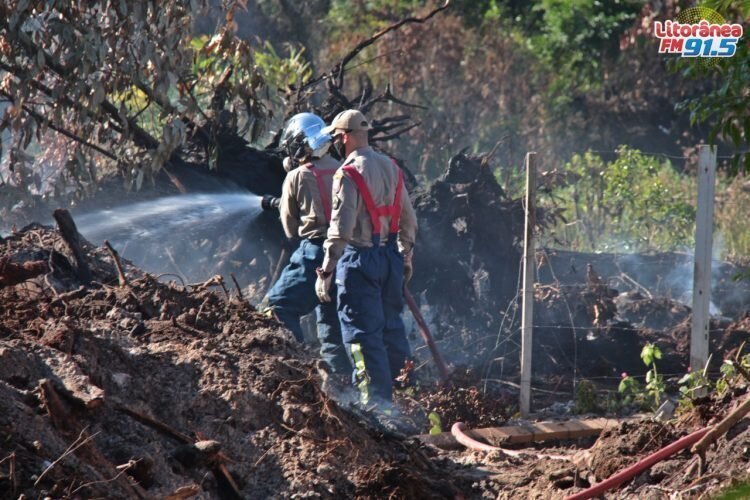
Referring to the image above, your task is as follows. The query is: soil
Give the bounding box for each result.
[399,368,515,431]
[0,225,466,499]
[4,153,750,499]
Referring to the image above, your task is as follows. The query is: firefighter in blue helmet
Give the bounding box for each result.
[315,109,418,408]
[262,112,351,375]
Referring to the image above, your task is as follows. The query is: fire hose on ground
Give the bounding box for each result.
[450,422,572,461]
[450,421,710,500]
[563,426,709,500]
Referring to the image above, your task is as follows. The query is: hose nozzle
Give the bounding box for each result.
[261,194,280,211]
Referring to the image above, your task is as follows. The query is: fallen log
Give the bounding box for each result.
[0,257,49,288]
[53,209,92,284]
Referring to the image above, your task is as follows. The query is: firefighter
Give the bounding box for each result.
[315,109,418,408]
[262,112,351,375]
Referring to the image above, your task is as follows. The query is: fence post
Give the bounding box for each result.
[520,152,536,417]
[690,145,717,372]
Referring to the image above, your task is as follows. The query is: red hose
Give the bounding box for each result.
[564,426,709,500]
[404,287,450,382]
[450,422,571,460]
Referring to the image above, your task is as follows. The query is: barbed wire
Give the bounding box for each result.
[477,146,750,402]
[526,324,734,335]
[586,149,750,160]
[481,252,524,392]
[534,284,750,294]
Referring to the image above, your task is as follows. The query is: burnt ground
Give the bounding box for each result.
[5,225,750,500]
[4,151,750,498]
[0,225,470,498]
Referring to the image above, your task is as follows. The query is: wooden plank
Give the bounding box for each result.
[690,145,716,372]
[519,152,537,417]
[418,416,640,450]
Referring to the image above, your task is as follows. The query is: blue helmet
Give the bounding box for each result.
[280,113,332,169]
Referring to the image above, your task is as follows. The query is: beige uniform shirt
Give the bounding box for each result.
[279,155,339,240]
[322,146,418,272]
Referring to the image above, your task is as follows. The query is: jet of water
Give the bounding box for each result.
[74,192,264,283]
[76,193,262,242]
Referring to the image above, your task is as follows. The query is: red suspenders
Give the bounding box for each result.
[340,159,404,235]
[302,163,337,223]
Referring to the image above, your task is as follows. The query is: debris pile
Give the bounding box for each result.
[407,152,525,379]
[0,222,465,498]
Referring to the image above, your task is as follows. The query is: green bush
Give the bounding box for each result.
[542,146,696,252]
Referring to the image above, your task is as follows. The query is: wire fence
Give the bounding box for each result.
[471,147,750,406]
[587,149,749,160]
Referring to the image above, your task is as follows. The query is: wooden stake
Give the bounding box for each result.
[690,145,716,372]
[520,152,536,417]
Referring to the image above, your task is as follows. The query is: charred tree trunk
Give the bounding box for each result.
[53,209,92,285]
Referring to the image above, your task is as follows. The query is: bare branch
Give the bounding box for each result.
[35,429,100,487]
[299,1,451,94]
[3,93,119,162]
[371,122,422,142]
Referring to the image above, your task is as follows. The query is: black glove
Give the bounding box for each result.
[261,194,280,211]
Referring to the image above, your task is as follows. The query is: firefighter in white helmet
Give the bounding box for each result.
[262,112,351,375]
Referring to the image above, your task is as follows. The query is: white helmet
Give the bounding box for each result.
[280,113,332,171]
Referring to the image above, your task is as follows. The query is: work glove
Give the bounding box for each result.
[315,268,333,303]
[403,253,413,285]
[261,194,280,211]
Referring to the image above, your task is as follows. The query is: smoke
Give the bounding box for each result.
[660,237,726,317]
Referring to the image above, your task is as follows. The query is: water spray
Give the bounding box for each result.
[74,192,264,282]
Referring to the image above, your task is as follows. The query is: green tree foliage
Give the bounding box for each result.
[543,147,696,252]
[529,0,642,112]
[319,0,697,180]
[676,0,750,174]
[0,0,268,195]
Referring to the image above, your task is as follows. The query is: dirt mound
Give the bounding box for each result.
[0,224,463,499]
[582,420,677,480]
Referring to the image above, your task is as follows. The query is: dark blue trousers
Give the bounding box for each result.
[336,236,412,405]
[266,239,351,374]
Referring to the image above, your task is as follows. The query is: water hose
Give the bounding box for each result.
[563,426,709,500]
[450,422,571,461]
[404,287,450,382]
